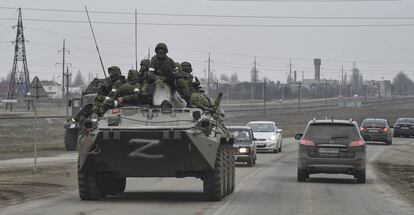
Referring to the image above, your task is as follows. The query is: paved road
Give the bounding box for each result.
[1,139,413,215]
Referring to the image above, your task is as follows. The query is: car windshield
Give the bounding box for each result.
[396,118,414,124]
[362,120,387,127]
[305,123,359,140]
[248,123,275,132]
[228,129,251,141]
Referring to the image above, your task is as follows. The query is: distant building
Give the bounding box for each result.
[364,80,392,97]
[302,79,339,86]
[41,80,62,99]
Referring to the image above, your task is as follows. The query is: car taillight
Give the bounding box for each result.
[381,127,389,133]
[350,139,365,147]
[300,138,315,146]
[360,127,367,132]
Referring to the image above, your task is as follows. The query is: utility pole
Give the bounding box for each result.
[325,80,328,106]
[340,66,344,97]
[302,71,304,82]
[289,59,292,85]
[5,8,31,111]
[208,52,211,96]
[298,82,302,109]
[134,9,138,70]
[251,56,257,103]
[65,66,71,121]
[148,47,151,59]
[377,83,381,102]
[263,78,266,116]
[58,39,71,100]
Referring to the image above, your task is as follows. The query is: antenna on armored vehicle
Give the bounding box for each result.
[85,6,107,78]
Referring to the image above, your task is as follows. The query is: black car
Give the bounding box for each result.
[227,126,257,167]
[360,118,393,145]
[393,118,414,137]
[295,119,366,183]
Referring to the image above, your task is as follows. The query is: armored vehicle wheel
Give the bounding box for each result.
[97,173,126,195]
[203,145,226,201]
[64,129,79,151]
[230,147,236,193]
[225,146,232,195]
[78,167,104,200]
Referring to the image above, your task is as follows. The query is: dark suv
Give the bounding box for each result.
[295,119,366,183]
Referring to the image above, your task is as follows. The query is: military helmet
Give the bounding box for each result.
[140,59,150,66]
[181,61,193,73]
[155,43,168,53]
[108,66,121,78]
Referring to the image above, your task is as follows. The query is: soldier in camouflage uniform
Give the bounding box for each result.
[137,59,150,84]
[175,62,194,106]
[93,66,126,116]
[149,43,176,90]
[113,69,142,106]
[190,76,213,109]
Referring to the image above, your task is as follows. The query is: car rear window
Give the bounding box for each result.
[305,123,359,140]
[362,120,387,127]
[396,118,414,124]
[228,129,251,140]
[248,123,276,132]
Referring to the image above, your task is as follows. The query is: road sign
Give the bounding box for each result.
[25,76,48,99]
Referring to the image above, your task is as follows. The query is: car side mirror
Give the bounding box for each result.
[252,138,257,141]
[390,125,394,128]
[277,129,283,133]
[294,133,303,140]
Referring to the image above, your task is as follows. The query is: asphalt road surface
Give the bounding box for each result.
[1,139,413,215]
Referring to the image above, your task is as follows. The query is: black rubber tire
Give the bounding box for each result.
[203,145,226,201]
[356,169,366,184]
[247,155,254,167]
[64,129,79,151]
[98,173,127,195]
[297,169,308,182]
[78,162,103,200]
[225,147,232,195]
[278,140,283,153]
[230,148,236,193]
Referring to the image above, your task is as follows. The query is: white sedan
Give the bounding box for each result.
[247,121,283,153]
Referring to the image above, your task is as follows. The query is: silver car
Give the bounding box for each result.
[247,121,283,153]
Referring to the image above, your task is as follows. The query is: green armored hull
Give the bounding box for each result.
[77,107,235,201]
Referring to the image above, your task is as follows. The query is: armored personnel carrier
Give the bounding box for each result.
[64,78,105,151]
[76,87,235,201]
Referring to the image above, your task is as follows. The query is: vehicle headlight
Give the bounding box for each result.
[69,124,76,129]
[239,147,249,153]
[269,135,277,141]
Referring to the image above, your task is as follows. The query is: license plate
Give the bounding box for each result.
[319,148,339,154]
[369,129,379,133]
[402,127,409,130]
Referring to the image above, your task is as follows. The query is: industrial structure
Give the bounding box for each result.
[5,8,31,110]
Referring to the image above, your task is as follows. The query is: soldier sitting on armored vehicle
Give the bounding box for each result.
[175,61,194,106]
[112,69,142,107]
[93,66,126,116]
[149,43,176,90]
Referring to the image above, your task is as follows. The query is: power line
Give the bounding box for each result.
[1,17,414,28]
[0,6,413,20]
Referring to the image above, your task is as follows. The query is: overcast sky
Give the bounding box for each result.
[0,0,413,83]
